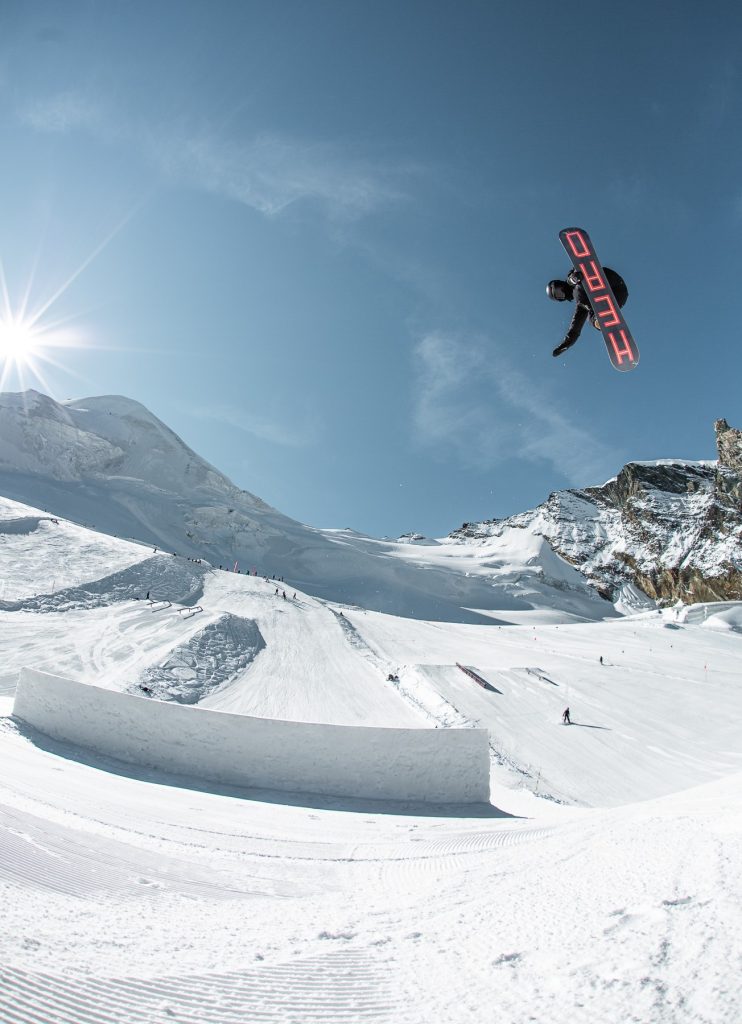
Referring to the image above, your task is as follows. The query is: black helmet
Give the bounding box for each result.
[547,279,570,302]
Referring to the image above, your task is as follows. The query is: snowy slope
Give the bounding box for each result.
[0,390,613,623]
[2,494,741,805]
[1,495,742,1022]
[0,494,154,601]
[0,499,425,726]
[1,717,739,1024]
[344,605,742,805]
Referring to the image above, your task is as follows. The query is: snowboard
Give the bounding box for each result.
[559,227,639,372]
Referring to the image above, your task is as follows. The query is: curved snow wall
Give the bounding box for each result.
[13,669,491,804]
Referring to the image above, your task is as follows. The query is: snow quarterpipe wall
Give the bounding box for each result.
[13,669,491,804]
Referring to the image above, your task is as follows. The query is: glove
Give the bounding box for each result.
[567,268,582,286]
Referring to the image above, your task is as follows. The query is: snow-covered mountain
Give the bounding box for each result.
[2,389,740,618]
[0,390,613,623]
[450,419,742,607]
[0,390,248,495]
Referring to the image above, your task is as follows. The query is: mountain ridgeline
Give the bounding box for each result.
[450,419,742,606]
[2,390,611,623]
[0,389,739,615]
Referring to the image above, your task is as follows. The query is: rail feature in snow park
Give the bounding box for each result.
[177,604,203,618]
[456,663,500,693]
[13,669,491,804]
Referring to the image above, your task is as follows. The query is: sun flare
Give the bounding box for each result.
[0,261,93,394]
[0,205,144,393]
[0,315,39,364]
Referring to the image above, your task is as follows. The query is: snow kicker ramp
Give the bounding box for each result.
[13,668,490,804]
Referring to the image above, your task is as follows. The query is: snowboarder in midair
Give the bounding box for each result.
[548,267,628,357]
[562,707,571,725]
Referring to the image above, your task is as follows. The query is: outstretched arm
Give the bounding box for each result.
[561,303,589,348]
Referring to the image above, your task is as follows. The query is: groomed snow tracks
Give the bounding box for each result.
[0,953,396,1024]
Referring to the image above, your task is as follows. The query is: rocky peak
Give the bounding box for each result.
[715,418,742,475]
[585,461,713,507]
[450,420,742,608]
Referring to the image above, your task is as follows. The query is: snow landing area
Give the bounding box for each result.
[1,495,741,1023]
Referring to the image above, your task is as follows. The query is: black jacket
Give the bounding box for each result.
[563,267,628,347]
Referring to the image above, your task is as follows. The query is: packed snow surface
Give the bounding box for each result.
[1,497,742,1022]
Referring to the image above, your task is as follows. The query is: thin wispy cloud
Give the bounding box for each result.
[20,90,101,134]
[18,91,409,221]
[412,331,622,485]
[190,403,319,449]
[148,131,407,219]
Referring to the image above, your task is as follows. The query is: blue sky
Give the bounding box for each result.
[0,0,740,536]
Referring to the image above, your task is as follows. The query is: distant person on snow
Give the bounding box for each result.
[562,707,571,725]
[548,267,628,357]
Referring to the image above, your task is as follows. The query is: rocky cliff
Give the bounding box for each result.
[450,421,742,606]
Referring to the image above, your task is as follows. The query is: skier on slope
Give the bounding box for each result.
[562,707,571,725]
[548,267,628,357]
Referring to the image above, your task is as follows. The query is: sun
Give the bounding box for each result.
[0,296,89,395]
[0,262,93,394]
[0,203,144,392]
[0,315,39,364]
